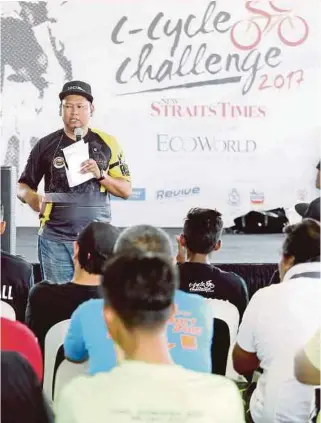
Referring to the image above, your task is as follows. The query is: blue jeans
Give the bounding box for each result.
[38,236,74,283]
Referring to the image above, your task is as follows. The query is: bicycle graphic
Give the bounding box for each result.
[230,1,309,50]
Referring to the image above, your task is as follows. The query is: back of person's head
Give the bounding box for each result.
[280,219,320,279]
[282,219,320,264]
[114,224,173,256]
[1,351,53,423]
[183,208,223,254]
[76,221,120,274]
[101,252,178,337]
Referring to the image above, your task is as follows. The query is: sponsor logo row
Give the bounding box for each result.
[112,187,267,205]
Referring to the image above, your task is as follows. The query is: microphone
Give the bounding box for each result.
[74,127,83,142]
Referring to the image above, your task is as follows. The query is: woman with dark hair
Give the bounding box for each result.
[1,351,54,423]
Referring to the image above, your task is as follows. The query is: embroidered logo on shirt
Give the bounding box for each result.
[53,156,65,169]
[189,281,215,293]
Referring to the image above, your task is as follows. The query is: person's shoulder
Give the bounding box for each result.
[249,283,280,305]
[74,297,104,315]
[183,367,240,392]
[38,129,63,145]
[2,317,35,339]
[211,266,246,286]
[1,251,32,269]
[175,289,208,305]
[90,128,120,149]
[59,372,106,399]
[28,280,64,301]
[1,251,33,279]
[90,128,116,143]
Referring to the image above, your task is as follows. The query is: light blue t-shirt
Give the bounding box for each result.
[64,291,214,375]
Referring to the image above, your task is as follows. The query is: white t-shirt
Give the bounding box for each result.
[237,261,321,423]
[55,360,245,423]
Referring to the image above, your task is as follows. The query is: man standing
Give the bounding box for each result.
[17,80,131,283]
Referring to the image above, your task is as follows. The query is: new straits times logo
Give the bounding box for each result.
[157,134,256,153]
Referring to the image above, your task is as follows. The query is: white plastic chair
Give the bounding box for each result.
[54,359,88,401]
[207,299,241,379]
[43,319,70,402]
[43,319,89,402]
[208,299,240,346]
[0,301,16,320]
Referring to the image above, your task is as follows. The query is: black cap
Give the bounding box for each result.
[77,221,120,259]
[59,80,93,102]
[295,197,320,222]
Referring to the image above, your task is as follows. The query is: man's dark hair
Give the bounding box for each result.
[114,225,173,256]
[282,218,320,265]
[183,208,223,254]
[2,351,54,423]
[77,222,120,274]
[101,252,179,330]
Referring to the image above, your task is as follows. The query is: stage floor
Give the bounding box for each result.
[16,227,283,264]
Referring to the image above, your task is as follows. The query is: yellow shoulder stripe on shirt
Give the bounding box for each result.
[91,128,131,182]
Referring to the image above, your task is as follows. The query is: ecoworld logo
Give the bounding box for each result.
[111,188,146,201]
[157,134,256,153]
[156,187,200,200]
[250,189,264,204]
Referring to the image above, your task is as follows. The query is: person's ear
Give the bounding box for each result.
[90,103,95,117]
[179,233,186,247]
[73,241,79,261]
[214,239,222,252]
[59,103,62,116]
[104,306,118,341]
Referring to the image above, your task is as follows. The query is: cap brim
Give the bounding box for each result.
[59,90,93,102]
[295,202,309,217]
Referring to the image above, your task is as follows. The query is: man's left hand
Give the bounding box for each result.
[80,159,100,179]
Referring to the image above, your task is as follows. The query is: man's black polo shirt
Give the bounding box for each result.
[18,128,130,241]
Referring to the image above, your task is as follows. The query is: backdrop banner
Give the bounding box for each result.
[1,0,320,227]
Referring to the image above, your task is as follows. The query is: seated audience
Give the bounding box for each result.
[177,208,249,319]
[25,221,119,352]
[1,351,53,423]
[233,219,321,423]
[64,225,214,375]
[1,317,43,381]
[1,204,34,321]
[55,253,245,423]
[295,328,320,423]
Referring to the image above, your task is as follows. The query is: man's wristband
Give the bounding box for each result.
[97,169,106,182]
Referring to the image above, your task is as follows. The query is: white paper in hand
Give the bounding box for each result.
[62,140,93,188]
